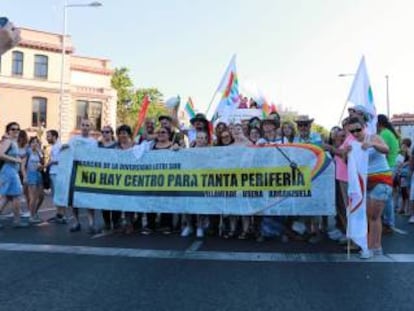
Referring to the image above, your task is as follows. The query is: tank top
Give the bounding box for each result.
[367,146,392,187]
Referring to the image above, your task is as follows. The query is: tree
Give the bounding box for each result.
[311,123,329,141]
[111,67,169,128]
[111,67,134,125]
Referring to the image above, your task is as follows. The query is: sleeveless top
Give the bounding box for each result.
[367,146,393,187]
[2,140,20,172]
[26,149,43,173]
[152,143,172,150]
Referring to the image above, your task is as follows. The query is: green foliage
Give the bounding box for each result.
[132,88,168,126]
[111,67,168,128]
[311,123,329,141]
[111,67,134,125]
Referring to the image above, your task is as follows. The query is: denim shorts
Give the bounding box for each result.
[368,183,392,201]
[27,171,43,186]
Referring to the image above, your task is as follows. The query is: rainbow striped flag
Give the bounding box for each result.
[262,101,270,118]
[185,97,196,119]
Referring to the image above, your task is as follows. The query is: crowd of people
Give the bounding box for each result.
[0,104,411,259]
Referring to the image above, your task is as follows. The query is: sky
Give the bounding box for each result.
[3,0,414,128]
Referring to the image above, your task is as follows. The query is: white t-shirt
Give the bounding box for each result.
[68,136,97,148]
[49,142,62,175]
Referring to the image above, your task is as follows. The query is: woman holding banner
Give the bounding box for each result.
[181,130,210,239]
[230,123,251,239]
[142,126,180,235]
[347,116,392,258]
[99,125,120,232]
[116,124,139,235]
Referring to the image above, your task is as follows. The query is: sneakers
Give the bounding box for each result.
[69,223,81,232]
[196,227,204,238]
[308,234,323,244]
[29,216,42,224]
[337,235,348,245]
[371,248,383,256]
[20,211,31,218]
[292,221,306,235]
[87,226,99,235]
[328,229,343,241]
[408,215,414,224]
[55,216,67,224]
[141,227,153,235]
[359,249,373,259]
[181,226,193,237]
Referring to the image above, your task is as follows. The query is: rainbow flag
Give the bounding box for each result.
[207,55,239,123]
[133,94,150,138]
[262,101,270,118]
[185,97,196,119]
[270,102,277,113]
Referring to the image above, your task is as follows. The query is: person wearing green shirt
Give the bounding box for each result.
[377,114,400,232]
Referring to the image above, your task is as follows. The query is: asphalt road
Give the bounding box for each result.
[0,195,413,311]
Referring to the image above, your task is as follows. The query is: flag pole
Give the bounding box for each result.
[338,99,349,126]
[346,204,351,260]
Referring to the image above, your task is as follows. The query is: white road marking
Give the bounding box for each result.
[0,242,414,263]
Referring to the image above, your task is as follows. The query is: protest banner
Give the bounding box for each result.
[54,143,335,215]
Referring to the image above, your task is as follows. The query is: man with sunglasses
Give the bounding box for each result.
[293,115,322,146]
[293,115,323,243]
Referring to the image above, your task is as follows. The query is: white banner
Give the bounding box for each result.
[54,144,335,215]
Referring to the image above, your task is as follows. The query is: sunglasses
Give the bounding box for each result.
[349,128,362,134]
[101,130,111,134]
[297,123,310,128]
[157,131,168,134]
[10,127,20,131]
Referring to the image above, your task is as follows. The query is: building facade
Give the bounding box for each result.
[391,113,414,143]
[0,27,116,142]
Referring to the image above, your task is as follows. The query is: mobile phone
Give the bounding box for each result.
[0,17,9,28]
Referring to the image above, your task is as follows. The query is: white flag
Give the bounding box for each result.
[347,141,368,251]
[206,54,239,123]
[347,56,377,134]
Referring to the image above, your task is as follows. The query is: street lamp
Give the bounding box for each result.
[59,1,103,141]
[337,73,355,124]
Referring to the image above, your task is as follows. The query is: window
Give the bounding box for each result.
[12,51,23,76]
[32,97,47,127]
[76,100,102,130]
[34,55,48,79]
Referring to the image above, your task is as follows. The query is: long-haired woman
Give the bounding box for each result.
[0,122,28,228]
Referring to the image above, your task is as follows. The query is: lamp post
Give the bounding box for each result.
[337,73,355,124]
[59,1,102,141]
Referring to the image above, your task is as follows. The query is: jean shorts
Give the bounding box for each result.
[27,171,43,186]
[368,183,392,201]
